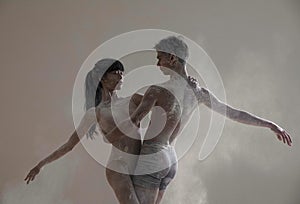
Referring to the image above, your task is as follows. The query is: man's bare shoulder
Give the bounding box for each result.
[130,93,143,106]
[199,87,209,94]
[186,76,211,103]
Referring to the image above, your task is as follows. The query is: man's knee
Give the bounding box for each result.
[135,186,159,204]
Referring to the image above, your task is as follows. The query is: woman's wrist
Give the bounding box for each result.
[37,161,45,169]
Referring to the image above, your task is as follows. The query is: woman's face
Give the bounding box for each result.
[101,70,124,91]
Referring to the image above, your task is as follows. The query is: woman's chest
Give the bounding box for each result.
[97,100,137,132]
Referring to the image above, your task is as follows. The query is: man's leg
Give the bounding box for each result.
[155,161,178,204]
[135,185,159,204]
[133,171,168,204]
[155,190,165,204]
[133,143,172,203]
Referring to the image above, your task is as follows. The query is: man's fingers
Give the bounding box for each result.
[286,132,292,144]
[284,133,291,146]
[282,134,286,144]
[281,131,292,146]
[285,133,292,146]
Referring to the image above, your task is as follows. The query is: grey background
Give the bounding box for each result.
[0,0,299,203]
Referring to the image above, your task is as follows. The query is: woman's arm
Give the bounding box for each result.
[35,131,80,169]
[24,108,97,184]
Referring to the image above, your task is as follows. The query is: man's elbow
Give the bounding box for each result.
[227,109,244,121]
[130,114,141,126]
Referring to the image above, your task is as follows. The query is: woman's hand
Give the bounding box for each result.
[187,76,199,88]
[24,165,41,184]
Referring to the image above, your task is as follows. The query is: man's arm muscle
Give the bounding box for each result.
[194,85,273,128]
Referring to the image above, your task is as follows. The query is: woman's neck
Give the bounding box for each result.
[101,88,117,103]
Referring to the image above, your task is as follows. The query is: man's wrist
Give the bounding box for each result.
[267,122,276,129]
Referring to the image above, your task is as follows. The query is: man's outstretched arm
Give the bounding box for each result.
[188,77,292,146]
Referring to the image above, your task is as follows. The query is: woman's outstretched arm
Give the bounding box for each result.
[24,108,97,184]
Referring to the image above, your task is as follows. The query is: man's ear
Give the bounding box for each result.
[170,54,178,65]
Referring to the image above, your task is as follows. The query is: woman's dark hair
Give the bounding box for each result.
[84,58,124,138]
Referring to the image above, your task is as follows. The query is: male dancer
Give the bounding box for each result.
[106,36,292,204]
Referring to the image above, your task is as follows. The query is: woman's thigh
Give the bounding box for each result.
[106,161,140,204]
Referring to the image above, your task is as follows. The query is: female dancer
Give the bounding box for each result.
[24,59,143,204]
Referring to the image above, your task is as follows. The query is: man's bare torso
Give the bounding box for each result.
[143,78,196,144]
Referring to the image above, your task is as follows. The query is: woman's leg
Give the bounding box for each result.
[106,161,140,204]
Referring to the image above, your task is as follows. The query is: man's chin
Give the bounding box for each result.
[161,71,171,76]
[160,68,172,75]
[160,69,168,75]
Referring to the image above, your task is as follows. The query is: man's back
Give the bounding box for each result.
[143,78,194,144]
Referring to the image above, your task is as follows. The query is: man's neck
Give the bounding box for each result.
[170,65,188,80]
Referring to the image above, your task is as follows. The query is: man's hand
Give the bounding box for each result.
[270,124,292,146]
[24,165,41,184]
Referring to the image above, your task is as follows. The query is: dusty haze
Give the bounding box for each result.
[0,0,299,203]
